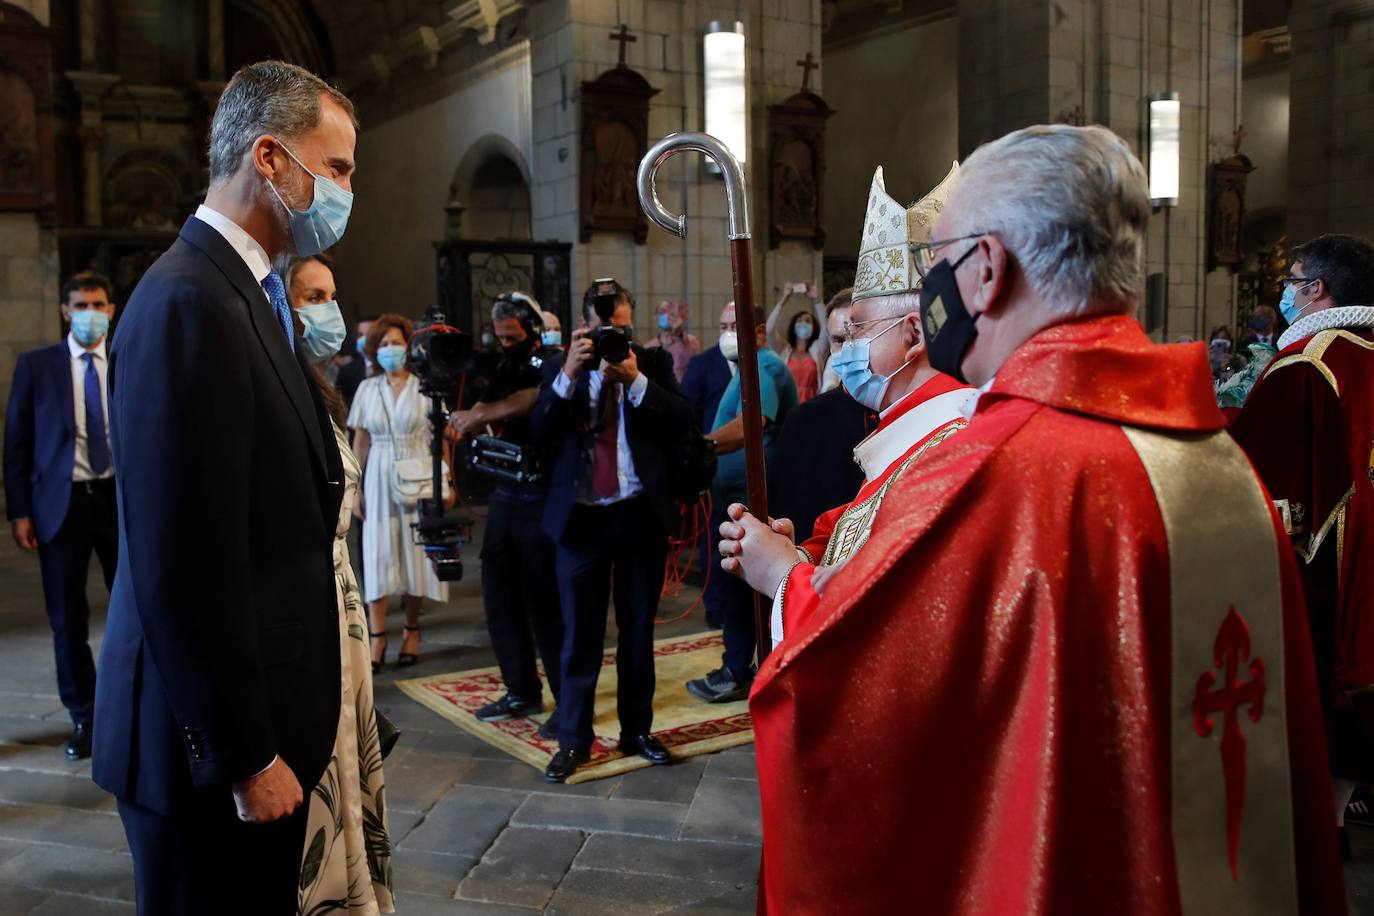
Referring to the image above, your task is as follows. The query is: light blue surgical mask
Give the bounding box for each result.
[657,313,672,331]
[267,141,353,256]
[1279,279,1315,325]
[795,321,814,341]
[831,316,911,411]
[70,309,110,347]
[541,329,563,347]
[356,334,367,356]
[297,300,347,363]
[376,343,407,374]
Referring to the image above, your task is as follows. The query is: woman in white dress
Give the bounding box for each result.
[348,313,452,670]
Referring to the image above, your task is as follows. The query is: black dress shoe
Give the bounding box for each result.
[619,733,671,765]
[65,723,91,761]
[545,747,589,783]
[476,693,543,723]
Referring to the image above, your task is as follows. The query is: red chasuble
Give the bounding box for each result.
[750,315,1344,915]
[1230,326,1374,777]
[777,372,970,641]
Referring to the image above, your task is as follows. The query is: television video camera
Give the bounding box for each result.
[407,305,474,582]
[587,277,633,364]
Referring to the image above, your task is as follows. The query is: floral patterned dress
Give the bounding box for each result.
[298,423,395,915]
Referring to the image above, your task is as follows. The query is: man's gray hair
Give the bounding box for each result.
[208,60,357,183]
[491,291,542,324]
[944,124,1151,318]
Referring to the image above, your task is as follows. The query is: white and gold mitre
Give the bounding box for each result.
[852,161,960,301]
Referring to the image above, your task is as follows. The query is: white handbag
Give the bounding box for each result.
[379,383,451,507]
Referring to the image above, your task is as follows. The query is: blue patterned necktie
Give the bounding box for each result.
[81,352,110,474]
[261,271,295,353]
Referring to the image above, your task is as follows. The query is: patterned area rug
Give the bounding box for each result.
[395,631,754,784]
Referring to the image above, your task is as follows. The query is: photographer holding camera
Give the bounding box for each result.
[446,292,565,727]
[530,279,693,782]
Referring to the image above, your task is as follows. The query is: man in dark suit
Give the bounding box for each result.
[92,61,353,914]
[335,313,375,408]
[4,270,120,761]
[531,280,694,782]
[681,332,733,434]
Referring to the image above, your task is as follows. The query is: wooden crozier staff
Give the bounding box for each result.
[637,132,772,665]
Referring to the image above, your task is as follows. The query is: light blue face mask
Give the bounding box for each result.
[356,335,367,356]
[830,316,911,411]
[656,313,672,331]
[267,141,353,256]
[297,300,347,363]
[541,329,563,347]
[376,343,408,374]
[70,309,110,347]
[1279,279,1315,325]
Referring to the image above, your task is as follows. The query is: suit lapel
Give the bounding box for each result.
[177,217,328,481]
[51,344,76,440]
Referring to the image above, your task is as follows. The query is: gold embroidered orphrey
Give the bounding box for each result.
[820,421,964,567]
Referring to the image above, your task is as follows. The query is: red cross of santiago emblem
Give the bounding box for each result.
[1192,606,1267,881]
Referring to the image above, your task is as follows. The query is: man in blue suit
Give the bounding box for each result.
[4,270,119,761]
[531,280,694,782]
[92,61,351,914]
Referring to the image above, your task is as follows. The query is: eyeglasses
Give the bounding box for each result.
[842,314,905,344]
[1280,276,1316,287]
[909,232,988,278]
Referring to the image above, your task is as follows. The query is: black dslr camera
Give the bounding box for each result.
[587,277,633,364]
[406,306,474,582]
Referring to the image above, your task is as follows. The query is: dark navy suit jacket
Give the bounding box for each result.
[92,216,343,817]
[681,345,732,434]
[530,344,692,544]
[4,343,83,542]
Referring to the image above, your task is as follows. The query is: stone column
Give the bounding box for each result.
[206,0,225,80]
[1287,0,1374,244]
[77,121,104,227]
[956,0,1242,339]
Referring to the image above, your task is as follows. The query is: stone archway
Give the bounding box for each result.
[447,134,531,241]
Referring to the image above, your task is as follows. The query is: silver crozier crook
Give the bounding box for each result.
[637,132,771,666]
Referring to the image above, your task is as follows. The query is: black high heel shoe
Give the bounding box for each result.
[398,625,421,668]
[371,631,388,674]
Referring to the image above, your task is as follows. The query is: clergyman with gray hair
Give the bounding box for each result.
[92,60,359,913]
[725,124,1345,914]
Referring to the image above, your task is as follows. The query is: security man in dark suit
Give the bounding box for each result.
[531,280,693,782]
[4,270,120,761]
[92,61,350,913]
[447,292,564,729]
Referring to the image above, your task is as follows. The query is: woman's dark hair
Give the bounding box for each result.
[1208,324,1233,342]
[365,313,414,373]
[785,310,817,351]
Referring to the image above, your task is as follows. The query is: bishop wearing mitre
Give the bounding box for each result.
[722,125,1345,914]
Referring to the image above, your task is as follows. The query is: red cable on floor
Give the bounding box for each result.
[657,493,712,624]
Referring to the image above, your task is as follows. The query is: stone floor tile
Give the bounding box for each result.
[511,794,688,839]
[458,826,586,908]
[0,769,116,811]
[572,834,759,886]
[383,749,469,812]
[25,893,134,915]
[612,757,706,805]
[545,867,732,915]
[0,882,49,916]
[0,803,127,851]
[390,847,477,898]
[680,778,762,846]
[702,752,756,782]
[388,807,428,846]
[0,844,135,901]
[400,785,526,859]
[660,884,757,914]
[459,759,615,799]
[398,894,540,915]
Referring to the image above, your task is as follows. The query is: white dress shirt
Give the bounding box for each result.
[196,204,279,782]
[68,334,113,482]
[552,367,650,504]
[195,204,273,286]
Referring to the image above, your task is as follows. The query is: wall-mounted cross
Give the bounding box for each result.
[796,51,819,91]
[610,24,637,68]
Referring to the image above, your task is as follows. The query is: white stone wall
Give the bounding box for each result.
[529,0,824,346]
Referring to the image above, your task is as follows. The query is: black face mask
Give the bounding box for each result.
[501,335,537,364]
[919,243,980,383]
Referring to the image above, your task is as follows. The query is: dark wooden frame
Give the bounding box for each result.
[0,2,56,215]
[767,91,833,250]
[579,67,658,245]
